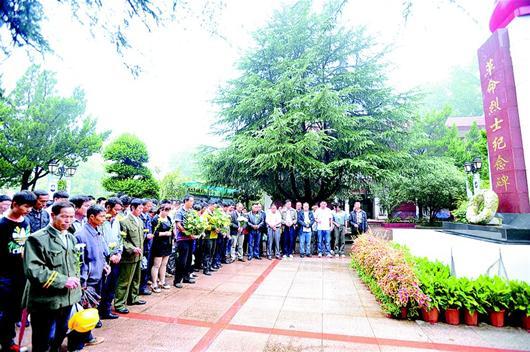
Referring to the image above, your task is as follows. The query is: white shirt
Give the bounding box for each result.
[302,211,311,232]
[266,211,282,229]
[315,207,333,231]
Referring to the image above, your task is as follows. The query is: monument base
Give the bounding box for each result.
[442,213,530,244]
[393,229,530,283]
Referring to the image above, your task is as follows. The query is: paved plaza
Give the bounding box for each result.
[15,254,530,351]
[68,255,529,352]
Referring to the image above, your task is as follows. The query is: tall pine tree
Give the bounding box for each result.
[202,0,416,202]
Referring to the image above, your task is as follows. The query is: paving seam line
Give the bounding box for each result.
[190,259,281,351]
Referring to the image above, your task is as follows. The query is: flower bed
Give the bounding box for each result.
[351,234,428,318]
[351,234,530,328]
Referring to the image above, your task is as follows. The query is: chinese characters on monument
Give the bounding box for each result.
[478,29,530,213]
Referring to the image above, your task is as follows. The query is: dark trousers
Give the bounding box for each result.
[243,234,249,257]
[99,262,120,316]
[68,330,93,351]
[202,238,215,271]
[213,236,224,266]
[174,240,193,284]
[140,239,153,292]
[282,226,296,256]
[224,236,232,260]
[0,276,23,348]
[279,231,285,255]
[31,305,71,352]
[194,238,204,270]
[248,230,261,259]
[312,231,318,254]
[334,226,346,255]
[260,229,267,256]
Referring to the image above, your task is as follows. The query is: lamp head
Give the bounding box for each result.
[473,157,482,171]
[66,166,77,177]
[48,161,59,175]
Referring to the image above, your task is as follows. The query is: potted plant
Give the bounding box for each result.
[478,275,510,327]
[421,300,440,324]
[440,277,464,325]
[419,277,440,324]
[415,258,449,324]
[459,277,486,326]
[509,280,530,330]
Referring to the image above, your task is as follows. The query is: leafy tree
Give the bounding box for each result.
[202,0,415,203]
[408,107,453,156]
[376,157,466,222]
[406,157,466,221]
[0,65,108,190]
[422,63,483,117]
[199,145,263,202]
[0,0,224,75]
[409,107,489,182]
[102,133,159,198]
[159,170,187,200]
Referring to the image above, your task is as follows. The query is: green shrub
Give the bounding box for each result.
[413,257,450,310]
[452,199,468,223]
[352,237,527,323]
[476,275,511,312]
[439,276,466,310]
[509,280,530,316]
[459,277,487,314]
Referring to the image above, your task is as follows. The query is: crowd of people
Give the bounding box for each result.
[0,190,368,352]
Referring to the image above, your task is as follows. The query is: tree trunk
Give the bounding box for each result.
[20,170,32,190]
[429,208,437,224]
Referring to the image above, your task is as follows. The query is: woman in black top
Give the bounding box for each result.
[150,205,174,292]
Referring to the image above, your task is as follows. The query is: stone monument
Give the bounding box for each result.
[443,0,530,243]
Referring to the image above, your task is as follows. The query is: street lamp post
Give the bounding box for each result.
[464,157,482,197]
[48,161,77,194]
[48,161,77,179]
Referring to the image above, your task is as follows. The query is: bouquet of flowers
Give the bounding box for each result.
[237,215,248,228]
[209,208,231,232]
[183,210,207,238]
[108,242,117,251]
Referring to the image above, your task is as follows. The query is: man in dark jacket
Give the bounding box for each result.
[297,202,315,258]
[229,203,246,262]
[349,201,368,235]
[247,203,264,260]
[26,189,50,233]
[139,199,154,296]
[23,202,81,352]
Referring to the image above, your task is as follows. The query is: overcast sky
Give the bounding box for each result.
[0,0,493,175]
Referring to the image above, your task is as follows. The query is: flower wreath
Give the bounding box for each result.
[466,190,499,224]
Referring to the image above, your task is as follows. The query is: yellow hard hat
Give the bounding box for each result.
[68,308,99,333]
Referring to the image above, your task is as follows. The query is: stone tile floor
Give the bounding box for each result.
[16,255,530,351]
